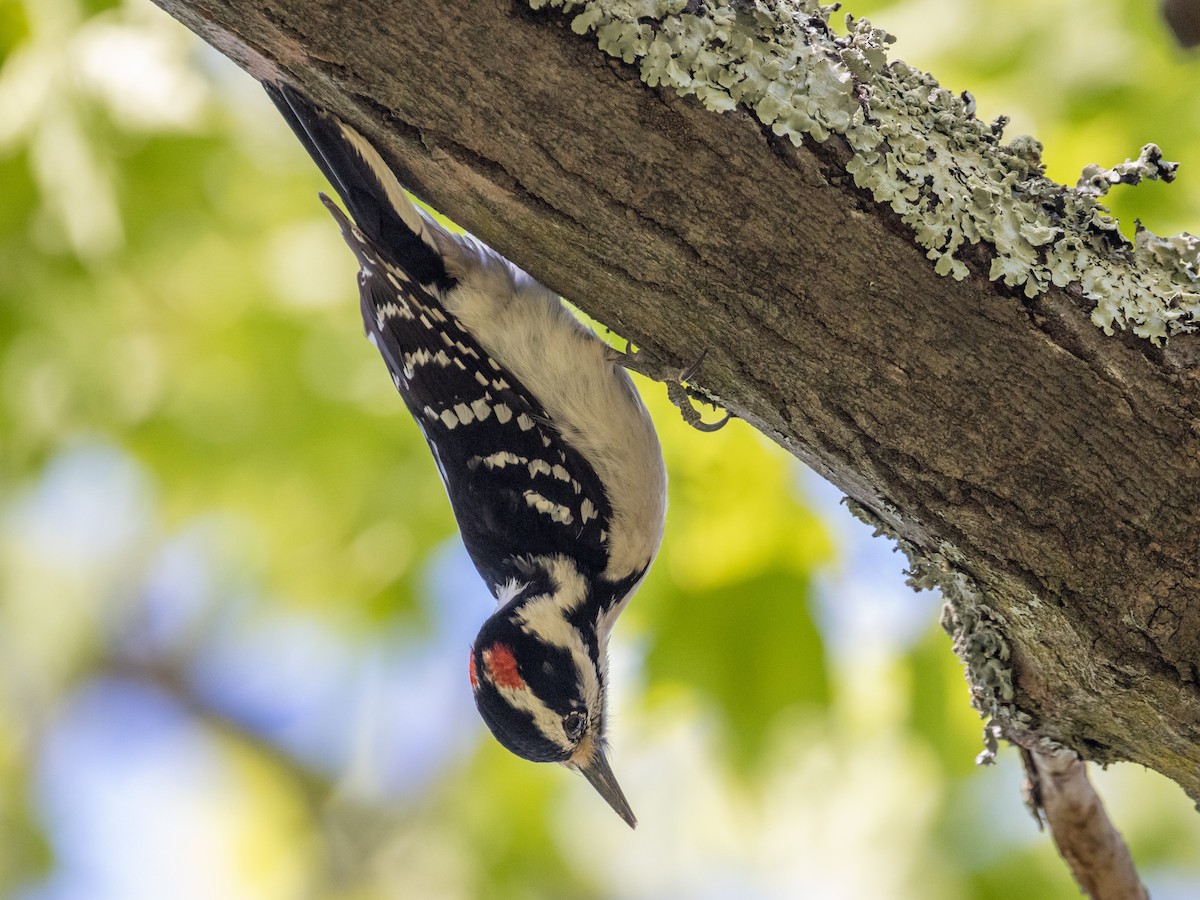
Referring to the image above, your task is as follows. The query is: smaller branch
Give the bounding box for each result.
[99,655,332,802]
[97,653,406,892]
[1021,746,1149,900]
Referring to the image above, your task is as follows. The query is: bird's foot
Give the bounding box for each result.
[615,342,731,433]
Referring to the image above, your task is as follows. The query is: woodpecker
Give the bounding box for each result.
[265,83,666,828]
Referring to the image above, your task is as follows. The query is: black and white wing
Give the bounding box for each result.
[354,247,616,592]
[265,84,618,594]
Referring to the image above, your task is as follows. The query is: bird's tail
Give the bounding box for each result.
[263,82,451,288]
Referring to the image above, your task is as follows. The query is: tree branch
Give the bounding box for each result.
[150,0,1200,821]
[1021,745,1150,900]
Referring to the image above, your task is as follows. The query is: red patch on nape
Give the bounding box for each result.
[482,643,525,690]
[469,651,478,690]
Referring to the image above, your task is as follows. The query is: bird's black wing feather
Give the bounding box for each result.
[353,249,615,591]
[265,82,451,290]
[265,81,616,592]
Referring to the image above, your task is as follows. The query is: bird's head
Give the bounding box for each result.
[469,577,636,827]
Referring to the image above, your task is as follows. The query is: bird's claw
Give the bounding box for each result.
[616,342,730,433]
[668,376,731,433]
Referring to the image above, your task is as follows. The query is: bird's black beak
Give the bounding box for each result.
[576,749,637,828]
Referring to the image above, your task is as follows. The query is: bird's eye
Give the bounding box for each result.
[563,710,587,741]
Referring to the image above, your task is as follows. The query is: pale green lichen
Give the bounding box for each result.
[845,498,1030,760]
[530,0,1200,344]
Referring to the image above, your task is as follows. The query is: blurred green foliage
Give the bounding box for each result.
[1,0,1199,898]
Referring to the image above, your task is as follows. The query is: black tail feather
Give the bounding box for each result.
[264,82,452,289]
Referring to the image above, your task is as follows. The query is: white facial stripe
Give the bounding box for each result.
[491,679,572,751]
[481,579,568,745]
[511,557,601,748]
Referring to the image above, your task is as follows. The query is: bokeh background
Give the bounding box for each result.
[2,0,1199,897]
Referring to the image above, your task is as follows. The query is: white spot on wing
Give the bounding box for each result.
[524,491,574,524]
[482,451,524,469]
[581,498,597,523]
[377,301,413,324]
[439,409,459,429]
[517,413,535,432]
[472,398,492,420]
[494,404,513,424]
[406,348,439,370]
[453,402,474,425]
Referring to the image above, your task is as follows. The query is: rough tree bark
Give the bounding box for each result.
[149,0,1199,886]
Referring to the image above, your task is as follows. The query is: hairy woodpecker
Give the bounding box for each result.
[265,84,666,827]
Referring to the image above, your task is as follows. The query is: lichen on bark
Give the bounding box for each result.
[535,0,1200,343]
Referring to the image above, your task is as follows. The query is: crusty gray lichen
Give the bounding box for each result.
[845,498,1030,760]
[531,0,1200,344]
